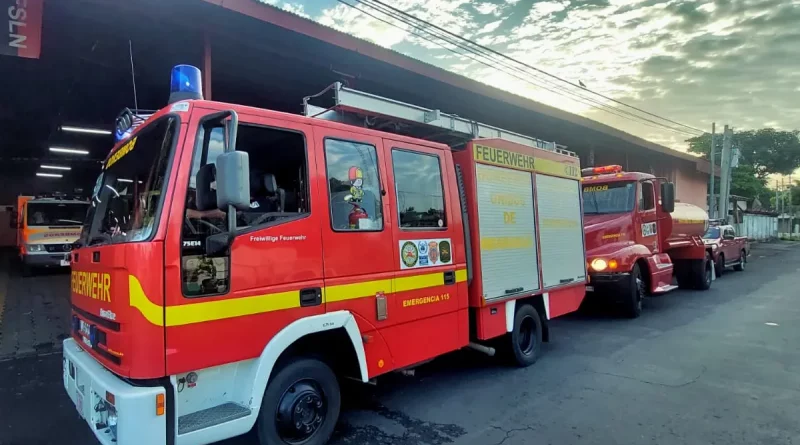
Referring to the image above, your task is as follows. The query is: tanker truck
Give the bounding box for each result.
[581,165,713,318]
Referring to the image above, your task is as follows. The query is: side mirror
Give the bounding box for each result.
[661,182,675,213]
[206,231,234,257]
[215,151,251,211]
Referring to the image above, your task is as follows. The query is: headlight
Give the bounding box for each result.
[26,244,45,252]
[591,258,608,271]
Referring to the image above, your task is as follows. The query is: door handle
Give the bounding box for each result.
[299,288,322,307]
[443,271,456,285]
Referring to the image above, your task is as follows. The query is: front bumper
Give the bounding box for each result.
[23,252,70,267]
[62,338,167,445]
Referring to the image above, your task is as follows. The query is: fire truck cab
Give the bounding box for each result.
[582,165,713,318]
[63,65,587,445]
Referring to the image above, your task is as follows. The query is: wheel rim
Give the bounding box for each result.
[275,379,326,443]
[741,255,746,269]
[518,316,536,356]
[705,260,712,284]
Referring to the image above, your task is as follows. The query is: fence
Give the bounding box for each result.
[733,213,778,241]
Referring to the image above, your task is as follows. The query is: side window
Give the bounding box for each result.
[181,121,310,297]
[324,139,383,231]
[639,182,655,211]
[392,149,446,229]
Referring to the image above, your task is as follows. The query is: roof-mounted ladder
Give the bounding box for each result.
[302,82,576,158]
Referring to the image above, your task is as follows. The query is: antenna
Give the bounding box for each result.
[128,40,139,113]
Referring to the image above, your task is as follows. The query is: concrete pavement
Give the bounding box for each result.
[1,242,798,445]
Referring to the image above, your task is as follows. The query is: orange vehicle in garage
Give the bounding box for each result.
[62,65,587,445]
[14,195,88,275]
[582,165,714,317]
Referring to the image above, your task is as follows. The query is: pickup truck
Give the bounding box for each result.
[703,224,749,276]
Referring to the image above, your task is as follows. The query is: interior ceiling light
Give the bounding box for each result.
[60,125,112,135]
[37,172,63,178]
[50,147,89,155]
[41,165,71,170]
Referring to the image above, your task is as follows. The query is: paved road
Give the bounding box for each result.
[1,243,798,445]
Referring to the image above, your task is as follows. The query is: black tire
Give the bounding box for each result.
[622,264,644,318]
[21,263,32,277]
[715,254,724,278]
[257,357,341,445]
[507,304,542,367]
[692,252,713,290]
[734,250,746,271]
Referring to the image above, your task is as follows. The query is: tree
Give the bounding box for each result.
[686,128,800,209]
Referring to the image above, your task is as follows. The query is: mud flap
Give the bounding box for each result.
[710,257,716,281]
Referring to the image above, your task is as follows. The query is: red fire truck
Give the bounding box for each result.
[581,165,714,318]
[63,65,587,445]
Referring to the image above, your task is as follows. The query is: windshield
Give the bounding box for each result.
[583,182,636,215]
[82,116,178,246]
[703,227,721,239]
[26,203,88,227]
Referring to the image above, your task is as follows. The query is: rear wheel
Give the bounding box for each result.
[257,357,341,445]
[621,264,644,318]
[715,254,725,278]
[692,252,713,290]
[506,304,542,367]
[734,250,746,271]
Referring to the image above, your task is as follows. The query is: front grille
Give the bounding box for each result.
[44,244,72,253]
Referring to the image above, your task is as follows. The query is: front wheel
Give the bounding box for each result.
[257,358,341,445]
[622,264,644,318]
[506,304,542,367]
[715,254,725,278]
[734,251,746,271]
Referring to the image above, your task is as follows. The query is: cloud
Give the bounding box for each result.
[305,0,799,150]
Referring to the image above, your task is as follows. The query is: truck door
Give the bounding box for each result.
[381,139,464,369]
[164,109,325,374]
[315,128,396,364]
[637,180,659,252]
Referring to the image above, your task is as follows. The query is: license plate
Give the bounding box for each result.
[586,285,595,292]
[60,259,70,267]
[79,320,91,337]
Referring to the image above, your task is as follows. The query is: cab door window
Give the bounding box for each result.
[391,149,446,229]
[324,138,383,231]
[639,181,655,211]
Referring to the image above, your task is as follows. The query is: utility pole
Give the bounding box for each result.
[719,125,733,221]
[710,122,716,219]
[789,175,794,236]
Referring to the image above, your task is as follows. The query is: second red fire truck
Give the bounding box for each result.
[63,65,587,445]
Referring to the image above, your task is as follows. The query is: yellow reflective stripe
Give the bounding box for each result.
[166,290,300,326]
[129,275,165,326]
[394,271,444,293]
[325,278,392,303]
[129,268,467,327]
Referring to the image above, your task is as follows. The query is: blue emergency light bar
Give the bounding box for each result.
[113,65,202,142]
[169,64,203,104]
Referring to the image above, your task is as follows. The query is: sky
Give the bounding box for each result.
[258,0,799,155]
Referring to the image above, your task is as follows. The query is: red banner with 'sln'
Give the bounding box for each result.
[2,0,42,59]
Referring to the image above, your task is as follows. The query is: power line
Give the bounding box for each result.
[339,0,704,137]
[363,0,705,135]
[347,0,702,137]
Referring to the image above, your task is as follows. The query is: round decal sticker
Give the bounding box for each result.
[428,241,439,264]
[439,240,452,263]
[401,241,419,268]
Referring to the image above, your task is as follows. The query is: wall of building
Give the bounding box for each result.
[673,166,708,209]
